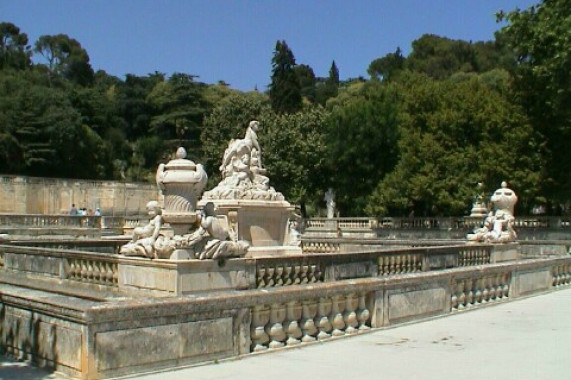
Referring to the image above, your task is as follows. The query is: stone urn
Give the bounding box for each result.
[156,147,207,234]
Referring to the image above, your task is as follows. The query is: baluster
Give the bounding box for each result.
[106,262,114,284]
[80,260,87,281]
[284,301,302,346]
[93,262,100,284]
[489,275,497,301]
[257,267,266,288]
[300,300,318,342]
[315,297,332,340]
[265,267,275,287]
[457,280,466,309]
[466,279,474,307]
[405,255,412,273]
[300,265,309,284]
[283,265,293,285]
[330,295,345,336]
[68,260,75,279]
[494,273,503,299]
[451,281,459,310]
[293,265,302,285]
[250,305,270,352]
[275,266,284,286]
[475,278,483,304]
[389,256,395,274]
[112,263,118,284]
[395,256,402,274]
[502,274,510,298]
[343,294,358,334]
[482,277,490,303]
[357,294,370,330]
[265,303,286,349]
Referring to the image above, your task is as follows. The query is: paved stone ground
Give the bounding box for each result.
[2,287,570,380]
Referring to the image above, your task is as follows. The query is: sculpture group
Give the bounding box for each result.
[120,120,294,260]
[467,181,518,243]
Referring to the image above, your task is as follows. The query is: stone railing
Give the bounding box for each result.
[305,217,377,230]
[0,245,120,288]
[301,240,341,253]
[66,258,119,286]
[451,271,511,311]
[256,245,496,287]
[1,247,570,379]
[0,213,101,228]
[378,253,424,275]
[250,292,371,351]
[256,260,325,288]
[305,216,571,231]
[457,245,492,266]
[552,263,571,287]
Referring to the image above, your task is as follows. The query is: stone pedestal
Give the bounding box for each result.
[198,199,302,257]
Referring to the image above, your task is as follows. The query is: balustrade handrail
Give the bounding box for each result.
[305,216,571,230]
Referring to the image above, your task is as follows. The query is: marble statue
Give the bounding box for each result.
[288,218,302,247]
[467,181,518,243]
[154,202,250,259]
[324,188,336,219]
[120,201,164,258]
[203,121,284,201]
[469,182,488,217]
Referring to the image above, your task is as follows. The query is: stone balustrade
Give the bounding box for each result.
[0,213,101,228]
[301,240,341,253]
[451,272,511,311]
[0,245,120,288]
[552,263,571,287]
[250,292,371,351]
[1,248,570,379]
[458,246,492,266]
[304,216,571,231]
[66,258,119,286]
[256,261,324,288]
[378,253,423,275]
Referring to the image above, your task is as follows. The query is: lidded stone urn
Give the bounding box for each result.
[156,147,207,234]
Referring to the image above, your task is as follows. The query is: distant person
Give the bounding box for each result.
[69,204,78,216]
[94,208,101,216]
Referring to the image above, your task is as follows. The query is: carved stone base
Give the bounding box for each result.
[198,199,294,249]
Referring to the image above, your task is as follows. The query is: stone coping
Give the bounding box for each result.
[2,256,568,325]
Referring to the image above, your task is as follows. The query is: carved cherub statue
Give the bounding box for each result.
[120,201,163,258]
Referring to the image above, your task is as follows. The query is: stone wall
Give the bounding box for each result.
[1,251,570,379]
[0,175,157,215]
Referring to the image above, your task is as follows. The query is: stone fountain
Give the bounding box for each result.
[119,120,301,261]
[467,181,518,244]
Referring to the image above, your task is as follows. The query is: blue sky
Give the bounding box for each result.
[2,0,538,91]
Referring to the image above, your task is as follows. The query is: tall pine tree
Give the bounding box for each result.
[269,40,302,114]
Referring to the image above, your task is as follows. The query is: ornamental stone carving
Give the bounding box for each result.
[467,181,518,243]
[202,121,285,201]
[156,147,208,234]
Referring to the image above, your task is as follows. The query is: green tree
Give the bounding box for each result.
[294,64,317,103]
[368,47,405,81]
[262,107,330,213]
[497,0,571,203]
[367,73,542,216]
[325,81,400,215]
[268,40,302,114]
[116,72,164,140]
[316,60,340,105]
[147,73,208,143]
[34,34,94,86]
[0,22,31,70]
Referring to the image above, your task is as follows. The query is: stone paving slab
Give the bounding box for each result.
[2,287,571,380]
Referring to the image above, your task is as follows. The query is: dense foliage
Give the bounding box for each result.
[0,1,568,216]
